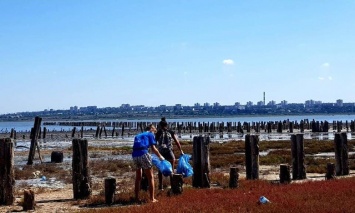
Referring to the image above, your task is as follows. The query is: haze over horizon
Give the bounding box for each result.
[1,1,355,114]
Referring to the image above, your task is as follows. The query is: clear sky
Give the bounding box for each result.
[1,0,355,114]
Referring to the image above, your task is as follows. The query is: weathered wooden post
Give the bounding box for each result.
[229,167,239,188]
[95,126,100,138]
[140,173,148,191]
[71,127,76,138]
[99,126,103,138]
[23,190,35,211]
[279,164,291,184]
[27,116,42,165]
[72,139,91,199]
[0,138,15,205]
[300,120,304,133]
[171,174,183,194]
[51,151,64,163]
[291,134,306,180]
[245,134,259,180]
[112,125,115,138]
[105,177,116,205]
[277,122,282,133]
[10,128,14,139]
[43,127,47,139]
[289,122,294,133]
[334,132,349,176]
[121,124,125,138]
[103,126,107,138]
[80,126,84,139]
[325,163,335,180]
[192,136,210,188]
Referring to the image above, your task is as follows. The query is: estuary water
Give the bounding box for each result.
[1,114,355,133]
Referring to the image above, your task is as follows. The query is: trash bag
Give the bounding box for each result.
[151,154,172,176]
[177,154,193,177]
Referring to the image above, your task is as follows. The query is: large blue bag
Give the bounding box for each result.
[151,154,172,176]
[177,154,193,177]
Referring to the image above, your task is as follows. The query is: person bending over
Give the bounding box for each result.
[132,124,164,202]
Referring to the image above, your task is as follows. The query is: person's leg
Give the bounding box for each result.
[144,168,157,202]
[135,168,143,201]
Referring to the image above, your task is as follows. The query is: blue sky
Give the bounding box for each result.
[1,0,355,114]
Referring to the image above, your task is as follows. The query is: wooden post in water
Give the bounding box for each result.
[291,134,306,180]
[43,127,47,139]
[192,136,210,188]
[334,133,349,176]
[105,177,116,205]
[279,164,291,184]
[229,167,239,188]
[71,127,76,138]
[325,163,335,180]
[289,122,294,133]
[245,134,259,180]
[27,116,42,165]
[0,138,15,205]
[95,126,100,138]
[80,126,84,139]
[72,139,91,199]
[23,190,35,211]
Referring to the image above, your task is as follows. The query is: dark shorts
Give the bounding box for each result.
[159,148,175,161]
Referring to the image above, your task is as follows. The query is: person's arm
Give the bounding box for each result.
[148,132,164,160]
[172,132,184,155]
[151,145,165,160]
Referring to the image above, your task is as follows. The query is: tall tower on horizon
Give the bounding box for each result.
[263,92,265,105]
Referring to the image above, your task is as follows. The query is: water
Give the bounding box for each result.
[1,114,354,133]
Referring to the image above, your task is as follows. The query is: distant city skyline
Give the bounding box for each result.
[1,1,355,114]
[1,98,353,115]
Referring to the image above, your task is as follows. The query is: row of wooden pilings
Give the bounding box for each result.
[43,119,355,134]
[6,119,355,141]
[0,132,351,208]
[191,132,349,188]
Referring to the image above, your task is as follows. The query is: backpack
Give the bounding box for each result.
[158,130,173,150]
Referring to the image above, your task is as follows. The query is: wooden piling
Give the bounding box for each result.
[71,127,76,138]
[245,134,259,180]
[104,177,116,205]
[334,133,349,176]
[171,174,183,194]
[23,190,35,211]
[27,116,42,165]
[51,151,64,163]
[291,134,306,180]
[279,164,291,184]
[325,163,335,180]
[229,167,239,188]
[72,139,91,199]
[192,136,210,188]
[0,138,15,205]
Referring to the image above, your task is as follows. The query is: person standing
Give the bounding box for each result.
[155,117,184,190]
[132,124,164,202]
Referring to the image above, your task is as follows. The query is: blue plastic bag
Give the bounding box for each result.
[151,154,172,176]
[177,154,193,177]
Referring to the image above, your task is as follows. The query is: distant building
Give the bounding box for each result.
[336,99,343,107]
[257,101,264,106]
[246,101,253,107]
[267,100,276,106]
